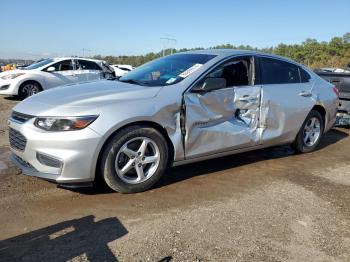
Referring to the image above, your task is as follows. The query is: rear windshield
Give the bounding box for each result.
[119,54,216,86]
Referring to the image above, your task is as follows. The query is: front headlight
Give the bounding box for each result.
[1,73,25,80]
[34,115,98,131]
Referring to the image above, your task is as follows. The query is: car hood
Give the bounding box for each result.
[0,69,28,77]
[13,80,162,116]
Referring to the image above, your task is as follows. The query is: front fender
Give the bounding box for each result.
[12,75,46,95]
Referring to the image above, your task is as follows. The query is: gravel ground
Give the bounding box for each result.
[0,96,350,261]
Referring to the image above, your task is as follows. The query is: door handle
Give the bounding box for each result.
[238,96,258,103]
[298,91,312,97]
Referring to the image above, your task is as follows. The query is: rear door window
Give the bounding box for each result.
[77,60,102,70]
[260,57,300,84]
[299,67,311,83]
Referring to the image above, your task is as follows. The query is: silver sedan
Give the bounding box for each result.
[8,50,338,193]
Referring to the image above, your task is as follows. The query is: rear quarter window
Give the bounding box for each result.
[299,67,311,83]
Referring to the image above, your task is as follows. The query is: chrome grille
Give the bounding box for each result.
[11,111,34,123]
[9,128,27,151]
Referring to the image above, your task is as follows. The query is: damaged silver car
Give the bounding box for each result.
[9,50,338,193]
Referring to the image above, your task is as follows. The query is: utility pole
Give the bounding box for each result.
[82,48,92,57]
[160,37,177,56]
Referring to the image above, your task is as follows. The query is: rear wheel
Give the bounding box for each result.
[100,126,168,193]
[18,81,42,99]
[292,110,324,153]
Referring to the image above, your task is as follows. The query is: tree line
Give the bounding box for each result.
[93,33,350,69]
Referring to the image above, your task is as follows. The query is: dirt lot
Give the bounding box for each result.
[0,97,350,261]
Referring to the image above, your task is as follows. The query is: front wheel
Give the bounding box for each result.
[18,81,42,99]
[100,126,169,193]
[292,110,324,153]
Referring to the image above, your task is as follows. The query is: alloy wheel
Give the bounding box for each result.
[22,84,40,97]
[115,137,160,184]
[303,117,321,147]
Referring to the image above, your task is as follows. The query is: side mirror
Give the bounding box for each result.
[46,66,55,72]
[192,77,227,93]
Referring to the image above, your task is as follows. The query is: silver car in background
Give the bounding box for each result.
[8,50,338,193]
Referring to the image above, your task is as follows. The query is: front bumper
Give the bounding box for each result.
[10,153,58,181]
[9,118,103,183]
[0,79,18,95]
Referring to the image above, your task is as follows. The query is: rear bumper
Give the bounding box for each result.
[339,98,350,113]
[335,99,350,126]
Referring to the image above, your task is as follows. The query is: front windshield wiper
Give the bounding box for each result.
[119,79,149,86]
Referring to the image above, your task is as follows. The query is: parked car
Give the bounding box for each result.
[110,64,133,77]
[314,67,350,125]
[9,50,338,193]
[0,57,114,99]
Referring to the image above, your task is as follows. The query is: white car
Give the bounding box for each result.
[0,57,114,99]
[110,64,134,77]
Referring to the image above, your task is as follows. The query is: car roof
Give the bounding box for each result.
[52,57,103,63]
[180,49,297,64]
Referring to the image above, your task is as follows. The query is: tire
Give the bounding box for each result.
[18,81,42,99]
[100,125,169,193]
[292,110,324,153]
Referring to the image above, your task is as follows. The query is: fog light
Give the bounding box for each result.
[0,85,10,90]
[36,152,63,168]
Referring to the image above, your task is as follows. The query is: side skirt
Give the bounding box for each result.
[172,143,282,167]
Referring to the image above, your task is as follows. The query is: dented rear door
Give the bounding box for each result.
[184,79,261,159]
[258,56,315,146]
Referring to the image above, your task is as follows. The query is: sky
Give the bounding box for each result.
[1,0,349,59]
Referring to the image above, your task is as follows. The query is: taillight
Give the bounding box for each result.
[332,86,340,97]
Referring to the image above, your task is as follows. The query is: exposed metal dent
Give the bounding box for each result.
[152,102,184,161]
[259,83,317,146]
[233,86,260,128]
[184,86,261,159]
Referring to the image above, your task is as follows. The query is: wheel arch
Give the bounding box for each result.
[94,120,175,181]
[311,104,326,130]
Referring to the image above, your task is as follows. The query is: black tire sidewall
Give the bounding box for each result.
[293,110,324,153]
[101,126,168,193]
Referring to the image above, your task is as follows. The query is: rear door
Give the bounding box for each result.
[184,56,262,159]
[258,56,315,145]
[75,59,103,82]
[43,59,78,89]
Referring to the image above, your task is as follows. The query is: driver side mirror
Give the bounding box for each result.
[46,66,55,72]
[191,77,227,93]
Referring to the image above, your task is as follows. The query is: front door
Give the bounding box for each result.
[184,56,262,159]
[43,59,78,89]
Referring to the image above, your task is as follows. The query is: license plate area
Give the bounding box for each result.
[336,113,350,126]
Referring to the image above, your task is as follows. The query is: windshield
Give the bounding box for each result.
[25,58,54,70]
[119,53,216,86]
